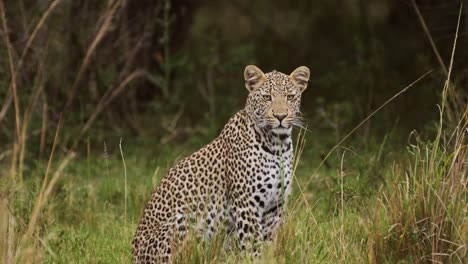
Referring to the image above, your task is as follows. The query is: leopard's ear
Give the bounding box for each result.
[290,66,310,92]
[244,65,266,92]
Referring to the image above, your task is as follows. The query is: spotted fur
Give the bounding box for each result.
[132,65,310,263]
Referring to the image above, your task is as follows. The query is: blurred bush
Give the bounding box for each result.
[0,0,466,149]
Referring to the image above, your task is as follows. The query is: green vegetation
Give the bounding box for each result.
[0,0,467,263]
[2,84,466,263]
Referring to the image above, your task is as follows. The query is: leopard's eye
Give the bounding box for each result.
[287,94,295,100]
[263,95,272,101]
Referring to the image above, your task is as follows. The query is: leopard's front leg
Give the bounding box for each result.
[230,192,263,256]
[262,203,285,241]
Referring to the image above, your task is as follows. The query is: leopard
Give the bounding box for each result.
[131,65,310,263]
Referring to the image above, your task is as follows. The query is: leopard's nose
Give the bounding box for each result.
[273,113,287,122]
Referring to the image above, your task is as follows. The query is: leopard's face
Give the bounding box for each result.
[244,66,310,132]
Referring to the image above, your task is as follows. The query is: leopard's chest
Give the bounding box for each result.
[251,147,293,214]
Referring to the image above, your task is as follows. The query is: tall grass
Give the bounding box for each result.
[370,130,467,263]
[0,1,141,262]
[369,5,467,263]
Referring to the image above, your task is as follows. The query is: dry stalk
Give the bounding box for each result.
[432,2,462,171]
[78,69,147,141]
[411,0,448,75]
[14,115,63,260]
[40,98,48,156]
[119,138,128,227]
[16,150,76,262]
[18,81,44,181]
[0,0,63,123]
[339,150,347,262]
[289,128,338,259]
[63,0,122,112]
[0,3,21,262]
[0,0,21,181]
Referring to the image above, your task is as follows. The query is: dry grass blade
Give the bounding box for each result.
[442,3,462,95]
[63,0,122,112]
[288,128,337,259]
[15,150,76,262]
[432,2,463,169]
[0,196,8,263]
[43,152,76,208]
[119,138,128,227]
[0,5,22,261]
[411,0,448,76]
[78,69,147,140]
[40,99,48,156]
[14,114,63,260]
[18,81,44,181]
[0,0,63,123]
[412,0,466,128]
[0,0,19,127]
[339,150,347,262]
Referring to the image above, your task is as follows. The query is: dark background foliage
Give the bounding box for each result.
[0,0,467,150]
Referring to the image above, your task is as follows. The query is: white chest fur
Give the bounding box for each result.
[253,146,293,215]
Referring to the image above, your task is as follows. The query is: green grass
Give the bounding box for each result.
[1,44,466,263]
[2,118,465,263]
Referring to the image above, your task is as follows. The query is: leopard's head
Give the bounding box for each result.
[244,65,309,133]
